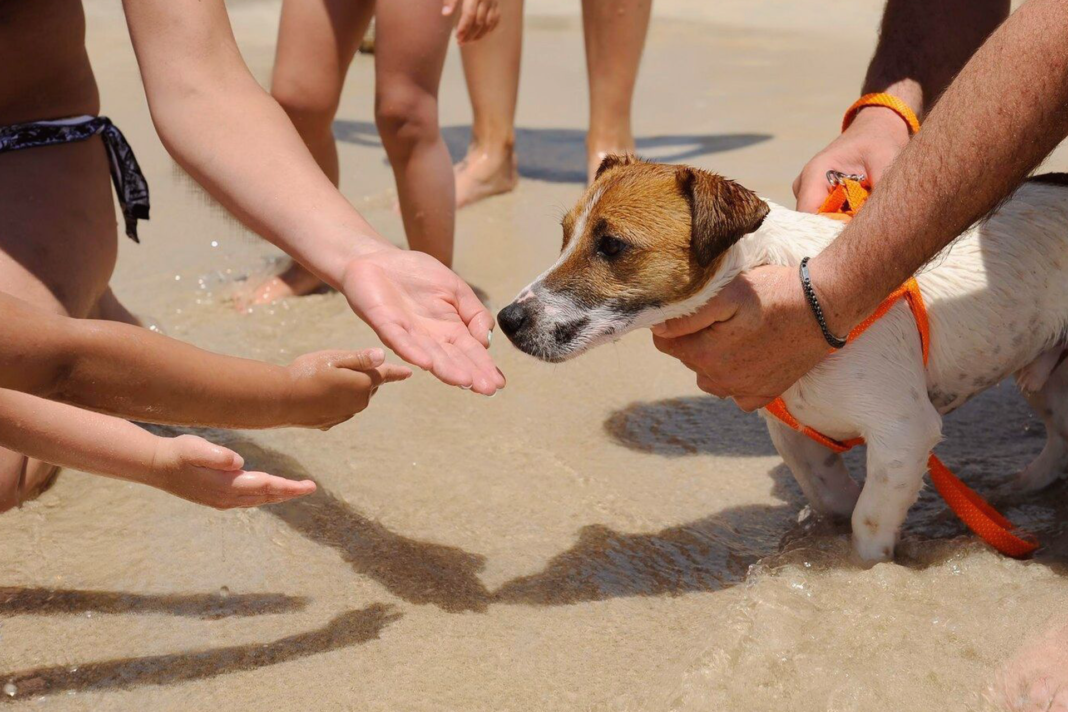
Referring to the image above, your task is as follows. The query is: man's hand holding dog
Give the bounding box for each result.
[651,265,829,412]
[792,107,910,214]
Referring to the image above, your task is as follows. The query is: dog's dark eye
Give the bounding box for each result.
[596,235,628,259]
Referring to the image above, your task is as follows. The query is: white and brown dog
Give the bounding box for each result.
[498,155,1068,562]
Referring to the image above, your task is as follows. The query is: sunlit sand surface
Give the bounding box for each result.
[3,1,1068,709]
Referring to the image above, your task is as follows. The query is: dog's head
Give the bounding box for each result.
[498,155,768,362]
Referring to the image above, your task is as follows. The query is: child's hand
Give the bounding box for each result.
[443,0,500,44]
[284,348,412,429]
[148,434,316,509]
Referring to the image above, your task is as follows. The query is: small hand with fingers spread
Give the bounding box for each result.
[792,107,911,213]
[443,0,500,44]
[342,248,505,396]
[147,434,316,509]
[651,266,830,411]
[285,348,412,430]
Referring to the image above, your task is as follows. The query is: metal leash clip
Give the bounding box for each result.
[825,169,867,187]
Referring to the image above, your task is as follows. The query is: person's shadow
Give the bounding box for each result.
[19,384,1061,699]
[0,587,307,620]
[333,121,772,184]
[0,416,799,699]
[226,424,801,610]
[0,604,399,701]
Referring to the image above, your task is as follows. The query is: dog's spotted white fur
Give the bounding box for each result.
[513,182,1068,562]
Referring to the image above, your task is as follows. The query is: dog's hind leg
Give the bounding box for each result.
[765,419,861,519]
[1017,353,1068,492]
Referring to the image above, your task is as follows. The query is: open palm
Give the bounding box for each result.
[342,249,505,396]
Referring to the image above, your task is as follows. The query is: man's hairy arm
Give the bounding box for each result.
[863,0,1009,114]
[811,0,1068,336]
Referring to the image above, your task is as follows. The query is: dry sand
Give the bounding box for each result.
[3,1,1068,710]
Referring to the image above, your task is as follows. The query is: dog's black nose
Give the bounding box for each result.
[497,302,529,338]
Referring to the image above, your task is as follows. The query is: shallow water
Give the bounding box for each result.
[3,3,1068,710]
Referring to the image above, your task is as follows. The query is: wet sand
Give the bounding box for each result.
[3,1,1068,709]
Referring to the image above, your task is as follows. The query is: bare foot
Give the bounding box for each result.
[237,261,331,309]
[989,621,1068,710]
[454,145,518,209]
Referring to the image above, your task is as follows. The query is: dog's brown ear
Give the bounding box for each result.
[595,153,638,181]
[676,166,769,267]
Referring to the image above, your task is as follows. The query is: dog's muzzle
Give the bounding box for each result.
[498,297,590,362]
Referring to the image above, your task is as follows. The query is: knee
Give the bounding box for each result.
[912,407,943,454]
[272,76,340,138]
[374,85,439,149]
[885,402,943,454]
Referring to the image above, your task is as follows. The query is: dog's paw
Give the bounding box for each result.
[851,531,896,565]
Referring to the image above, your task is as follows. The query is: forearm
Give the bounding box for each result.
[0,389,160,484]
[862,0,1009,116]
[0,294,296,428]
[59,321,301,427]
[811,0,1068,334]
[122,0,390,288]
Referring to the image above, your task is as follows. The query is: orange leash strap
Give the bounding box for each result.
[767,95,1037,557]
[927,455,1038,558]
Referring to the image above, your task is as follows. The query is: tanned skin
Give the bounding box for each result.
[0,390,317,511]
[0,293,410,512]
[0,293,410,430]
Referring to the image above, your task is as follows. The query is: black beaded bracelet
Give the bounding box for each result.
[799,257,847,349]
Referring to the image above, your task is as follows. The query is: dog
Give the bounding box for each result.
[498,154,1068,562]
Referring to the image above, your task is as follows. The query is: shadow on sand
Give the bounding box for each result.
[0,587,307,620]
[0,414,797,698]
[18,384,1061,698]
[494,464,801,606]
[333,120,772,184]
[604,395,777,457]
[229,431,801,610]
[0,605,399,702]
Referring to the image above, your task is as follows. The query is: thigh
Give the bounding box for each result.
[0,137,117,317]
[272,0,375,104]
[374,0,453,96]
[764,417,860,518]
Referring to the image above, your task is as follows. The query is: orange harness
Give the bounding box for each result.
[765,94,1038,558]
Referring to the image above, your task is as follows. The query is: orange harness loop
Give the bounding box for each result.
[766,95,1038,558]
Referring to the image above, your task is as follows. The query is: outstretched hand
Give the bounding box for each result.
[149,434,316,509]
[285,348,412,430]
[651,266,830,411]
[341,248,505,396]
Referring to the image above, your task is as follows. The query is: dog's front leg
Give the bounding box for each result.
[765,418,861,519]
[851,404,942,563]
